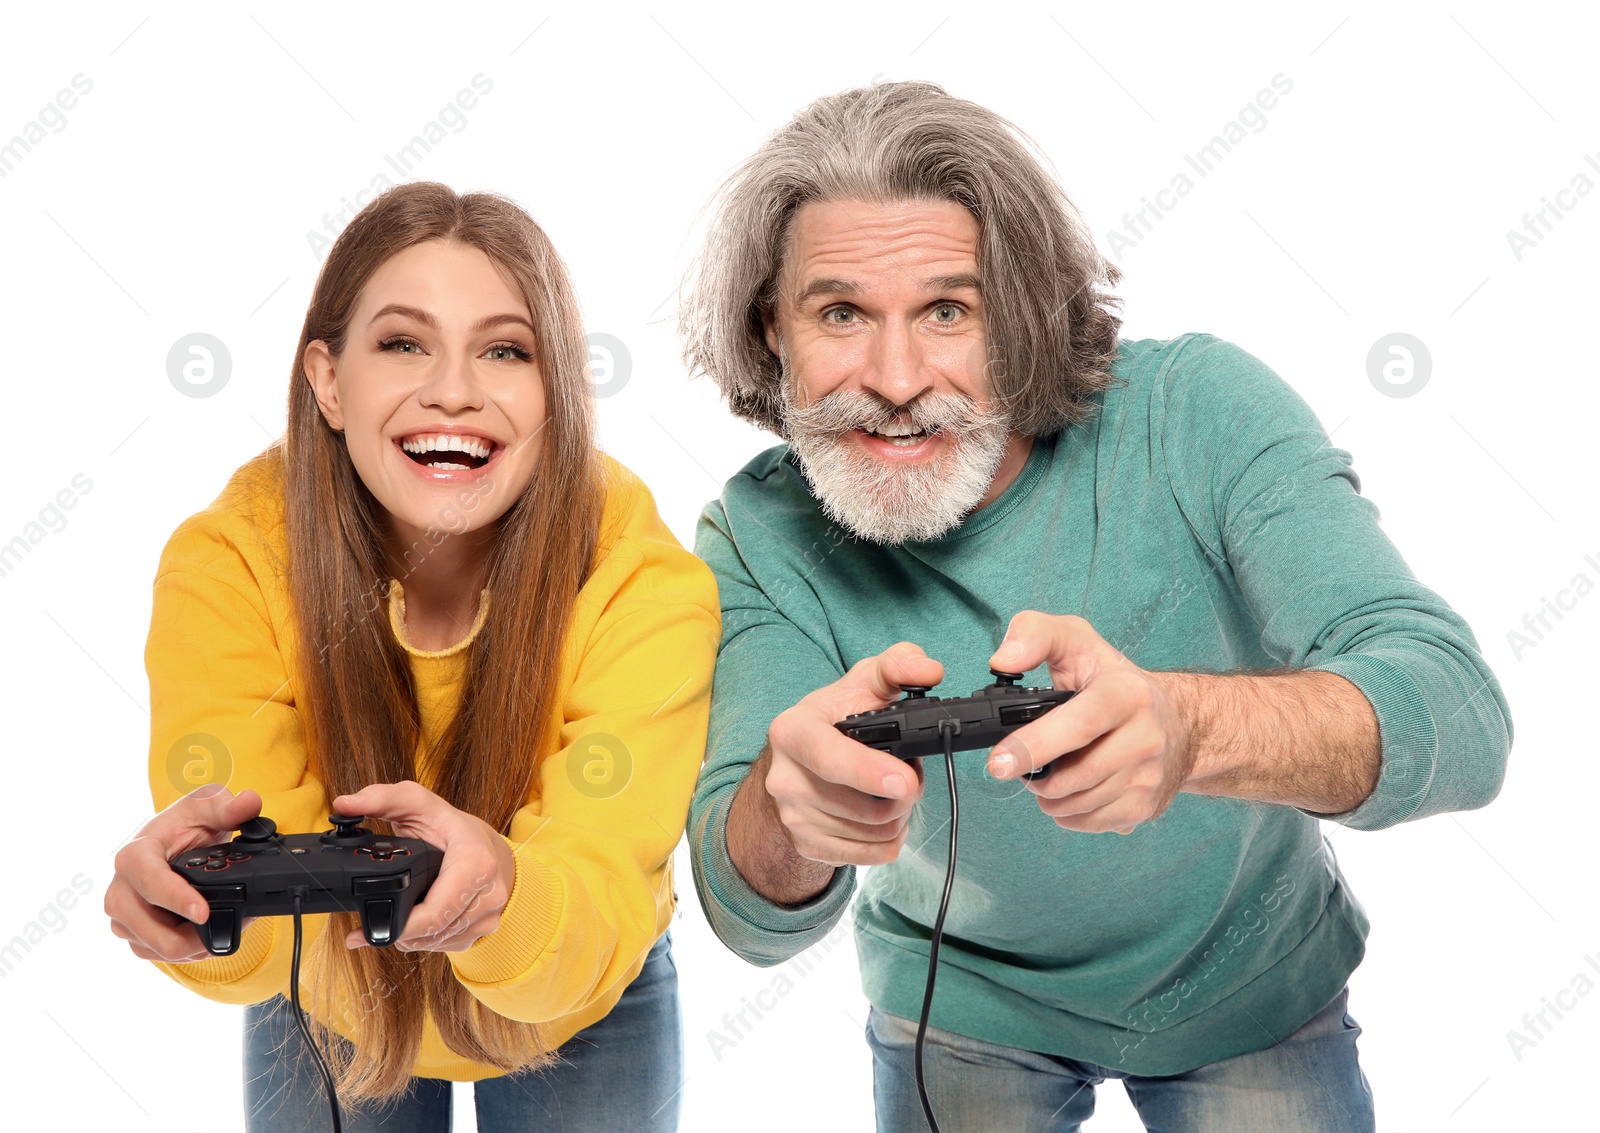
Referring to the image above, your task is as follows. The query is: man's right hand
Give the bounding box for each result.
[727,643,943,903]
[105,785,263,963]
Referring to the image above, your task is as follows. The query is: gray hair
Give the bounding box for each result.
[678,80,1124,438]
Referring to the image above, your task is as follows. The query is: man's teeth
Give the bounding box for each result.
[400,434,493,460]
[866,422,934,446]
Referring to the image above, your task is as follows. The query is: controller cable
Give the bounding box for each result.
[913,720,961,1133]
[290,890,344,1133]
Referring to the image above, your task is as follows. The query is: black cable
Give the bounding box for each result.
[914,721,960,1133]
[290,892,344,1133]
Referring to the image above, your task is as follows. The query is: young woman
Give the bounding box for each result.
[103,182,719,1131]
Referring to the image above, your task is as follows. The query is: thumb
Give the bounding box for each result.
[858,642,944,702]
[183,786,260,835]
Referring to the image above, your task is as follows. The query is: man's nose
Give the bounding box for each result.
[859,320,934,409]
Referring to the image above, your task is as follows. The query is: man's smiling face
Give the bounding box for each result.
[763,198,1030,544]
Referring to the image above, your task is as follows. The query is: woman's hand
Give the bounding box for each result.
[334,781,517,954]
[106,785,264,963]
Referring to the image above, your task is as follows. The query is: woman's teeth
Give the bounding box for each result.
[400,433,493,469]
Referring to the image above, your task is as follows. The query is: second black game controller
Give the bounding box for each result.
[835,669,1075,780]
[169,814,444,956]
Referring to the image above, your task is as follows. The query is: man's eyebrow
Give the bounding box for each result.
[794,277,859,305]
[923,273,982,294]
[367,303,536,336]
[793,274,982,306]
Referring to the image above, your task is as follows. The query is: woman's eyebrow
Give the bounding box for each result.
[368,303,536,335]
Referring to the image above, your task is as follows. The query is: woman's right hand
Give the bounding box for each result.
[105,785,263,963]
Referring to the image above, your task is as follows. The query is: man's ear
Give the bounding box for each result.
[302,340,344,431]
[760,304,781,358]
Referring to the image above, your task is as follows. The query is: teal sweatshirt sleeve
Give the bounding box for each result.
[687,492,857,967]
[1155,334,1512,830]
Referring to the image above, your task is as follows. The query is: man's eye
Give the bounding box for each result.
[826,308,856,324]
[933,304,961,322]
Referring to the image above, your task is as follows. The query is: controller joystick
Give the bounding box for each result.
[237,816,279,845]
[989,669,1022,686]
[170,814,443,956]
[899,685,933,699]
[324,814,371,843]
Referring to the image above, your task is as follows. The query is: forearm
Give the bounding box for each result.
[725,748,836,906]
[1165,669,1380,814]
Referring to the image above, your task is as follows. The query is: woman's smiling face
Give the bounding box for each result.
[302,238,548,547]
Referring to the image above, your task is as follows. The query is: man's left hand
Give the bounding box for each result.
[986,611,1194,835]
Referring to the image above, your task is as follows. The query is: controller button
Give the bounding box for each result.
[196,884,246,901]
[1000,703,1051,727]
[203,860,230,871]
[183,858,205,868]
[392,847,410,857]
[203,909,239,955]
[353,873,409,896]
[225,851,250,862]
[363,900,396,946]
[370,849,395,862]
[848,722,902,744]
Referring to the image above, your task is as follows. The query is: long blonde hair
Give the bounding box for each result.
[281,181,604,1100]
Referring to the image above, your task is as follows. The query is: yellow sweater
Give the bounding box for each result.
[145,448,720,1080]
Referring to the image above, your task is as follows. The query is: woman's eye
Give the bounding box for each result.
[379,337,421,354]
[486,344,533,362]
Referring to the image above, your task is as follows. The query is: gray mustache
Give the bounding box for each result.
[782,389,1006,436]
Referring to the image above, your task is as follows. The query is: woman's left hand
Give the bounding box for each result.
[332,781,517,953]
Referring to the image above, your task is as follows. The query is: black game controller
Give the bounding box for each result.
[835,669,1075,780]
[168,815,444,956]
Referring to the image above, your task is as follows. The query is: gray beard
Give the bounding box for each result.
[779,373,1012,545]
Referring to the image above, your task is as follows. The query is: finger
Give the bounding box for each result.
[397,857,504,945]
[801,771,921,827]
[1022,732,1119,801]
[1035,766,1133,819]
[107,899,210,961]
[172,786,262,849]
[117,840,214,925]
[1052,796,1152,835]
[789,826,909,868]
[333,780,436,830]
[809,643,945,715]
[989,671,1143,778]
[988,612,1111,684]
[779,712,923,801]
[777,804,910,846]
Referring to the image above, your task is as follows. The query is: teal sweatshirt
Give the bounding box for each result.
[688,332,1511,1074]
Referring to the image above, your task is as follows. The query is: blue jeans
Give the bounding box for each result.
[243,932,682,1132]
[867,986,1374,1133]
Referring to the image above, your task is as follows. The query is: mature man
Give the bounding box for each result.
[680,81,1510,1133]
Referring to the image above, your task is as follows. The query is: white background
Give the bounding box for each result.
[0,2,1595,1130]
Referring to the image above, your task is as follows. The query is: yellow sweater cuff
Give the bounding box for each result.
[156,915,279,998]
[448,848,565,988]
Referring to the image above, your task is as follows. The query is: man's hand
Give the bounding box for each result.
[334,781,518,954]
[985,612,1195,835]
[727,642,943,903]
